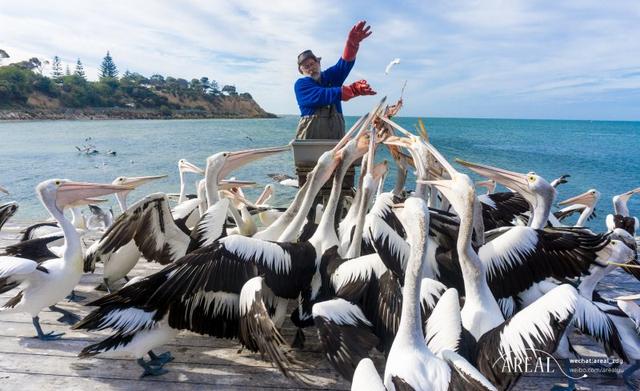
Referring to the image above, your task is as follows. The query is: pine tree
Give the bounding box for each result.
[99,51,118,79]
[51,55,63,82]
[74,58,86,79]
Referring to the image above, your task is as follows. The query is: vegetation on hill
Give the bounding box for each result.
[0,51,275,119]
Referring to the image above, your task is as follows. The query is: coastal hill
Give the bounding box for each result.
[0,53,276,120]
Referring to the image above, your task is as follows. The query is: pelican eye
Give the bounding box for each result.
[528,175,536,182]
[55,180,61,186]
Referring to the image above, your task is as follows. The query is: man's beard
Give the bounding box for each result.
[310,72,321,82]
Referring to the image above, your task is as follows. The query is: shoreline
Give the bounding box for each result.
[0,108,278,121]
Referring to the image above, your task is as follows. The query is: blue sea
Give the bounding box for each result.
[0,116,638,230]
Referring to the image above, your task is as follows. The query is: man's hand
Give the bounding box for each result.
[341,80,377,101]
[343,20,372,61]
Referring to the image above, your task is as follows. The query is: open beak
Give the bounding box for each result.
[179,159,205,175]
[56,182,134,211]
[558,189,597,207]
[455,159,529,195]
[117,174,168,188]
[219,145,290,180]
[255,185,273,205]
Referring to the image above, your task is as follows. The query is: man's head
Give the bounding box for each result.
[297,49,321,80]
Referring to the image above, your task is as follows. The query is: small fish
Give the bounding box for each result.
[385,58,401,75]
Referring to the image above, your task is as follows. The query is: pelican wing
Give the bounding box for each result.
[185,199,229,253]
[443,350,498,391]
[572,295,628,361]
[0,256,45,295]
[365,217,409,278]
[0,202,18,230]
[479,192,529,230]
[132,194,191,265]
[425,288,462,357]
[332,254,387,301]
[313,298,379,381]
[475,284,578,390]
[482,226,609,299]
[362,270,403,355]
[1,234,62,263]
[239,277,310,383]
[73,265,177,341]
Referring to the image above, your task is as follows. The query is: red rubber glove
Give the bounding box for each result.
[341,80,377,101]
[342,20,372,61]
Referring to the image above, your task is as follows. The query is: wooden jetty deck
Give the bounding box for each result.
[0,226,634,390]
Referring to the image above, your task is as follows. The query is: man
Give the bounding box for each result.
[294,20,377,139]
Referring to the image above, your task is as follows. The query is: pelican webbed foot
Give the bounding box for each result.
[137,358,168,377]
[32,316,65,341]
[148,350,174,366]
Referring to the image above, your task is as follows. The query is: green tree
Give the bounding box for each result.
[51,55,63,82]
[99,51,118,79]
[65,64,71,76]
[74,58,86,79]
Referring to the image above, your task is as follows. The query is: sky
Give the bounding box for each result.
[1,0,639,120]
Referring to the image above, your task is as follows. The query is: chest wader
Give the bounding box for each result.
[294,105,352,230]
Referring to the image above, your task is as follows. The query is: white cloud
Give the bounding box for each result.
[1,0,639,119]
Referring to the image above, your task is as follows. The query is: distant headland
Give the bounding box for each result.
[0,51,276,120]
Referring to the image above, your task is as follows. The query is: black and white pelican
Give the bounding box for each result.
[426,172,582,391]
[555,189,600,227]
[606,187,640,235]
[0,179,132,340]
[349,197,498,391]
[72,128,362,378]
[84,147,286,291]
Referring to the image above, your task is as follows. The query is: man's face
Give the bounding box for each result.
[300,58,321,80]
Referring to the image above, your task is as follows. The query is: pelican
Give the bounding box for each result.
[0,179,132,340]
[350,197,498,391]
[606,187,640,235]
[73,119,368,379]
[426,171,582,390]
[84,149,285,292]
[555,189,600,227]
[83,174,168,292]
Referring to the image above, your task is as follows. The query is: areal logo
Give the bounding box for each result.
[491,348,587,381]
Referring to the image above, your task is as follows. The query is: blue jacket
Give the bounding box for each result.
[294,58,355,116]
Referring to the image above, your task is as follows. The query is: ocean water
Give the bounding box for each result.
[0,116,639,230]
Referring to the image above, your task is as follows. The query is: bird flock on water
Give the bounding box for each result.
[1,97,640,391]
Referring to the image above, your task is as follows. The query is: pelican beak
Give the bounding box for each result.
[0,186,8,195]
[455,159,529,195]
[372,160,389,181]
[620,187,640,200]
[423,143,456,179]
[56,181,134,211]
[255,184,273,205]
[383,135,412,148]
[558,189,597,207]
[179,159,205,175]
[220,145,289,179]
[66,197,108,208]
[218,179,257,190]
[117,174,168,188]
